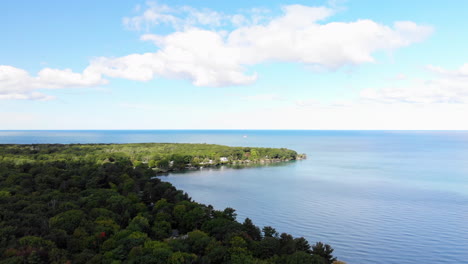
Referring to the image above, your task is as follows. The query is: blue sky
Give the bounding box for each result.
[1,0,468,129]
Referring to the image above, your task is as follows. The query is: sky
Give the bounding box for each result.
[1,0,468,130]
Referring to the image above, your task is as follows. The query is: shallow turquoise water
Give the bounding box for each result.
[1,130,467,263]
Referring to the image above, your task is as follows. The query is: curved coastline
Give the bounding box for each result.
[0,143,340,264]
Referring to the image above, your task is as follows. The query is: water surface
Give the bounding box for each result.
[1,130,467,263]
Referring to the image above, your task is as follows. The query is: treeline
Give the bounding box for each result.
[0,144,339,264]
[0,143,300,172]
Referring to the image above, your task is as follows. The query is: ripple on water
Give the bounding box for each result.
[3,130,468,263]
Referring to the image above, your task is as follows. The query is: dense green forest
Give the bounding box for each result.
[0,143,302,173]
[0,144,339,264]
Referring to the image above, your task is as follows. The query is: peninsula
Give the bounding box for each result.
[0,143,337,264]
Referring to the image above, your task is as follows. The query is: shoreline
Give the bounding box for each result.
[152,154,307,174]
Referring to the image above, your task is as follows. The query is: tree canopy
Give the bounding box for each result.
[0,143,338,263]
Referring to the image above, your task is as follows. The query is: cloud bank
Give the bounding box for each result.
[0,65,106,100]
[1,3,432,99]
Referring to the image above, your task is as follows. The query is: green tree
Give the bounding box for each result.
[49,209,85,234]
[243,218,262,241]
[255,237,280,259]
[250,149,260,160]
[153,220,172,240]
[127,215,150,233]
[186,230,213,255]
[222,207,237,221]
[279,251,326,264]
[311,242,337,264]
[262,226,278,238]
[294,237,312,254]
[279,233,296,255]
[169,251,197,264]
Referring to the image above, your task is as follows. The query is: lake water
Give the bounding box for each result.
[1,130,467,264]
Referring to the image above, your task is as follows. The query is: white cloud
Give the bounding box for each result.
[111,4,432,87]
[1,3,433,99]
[0,66,33,95]
[123,2,177,31]
[361,64,468,104]
[0,65,107,100]
[231,14,248,27]
[36,67,106,88]
[122,2,227,31]
[181,6,224,27]
[90,30,258,87]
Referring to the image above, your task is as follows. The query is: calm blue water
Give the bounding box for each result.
[1,130,467,264]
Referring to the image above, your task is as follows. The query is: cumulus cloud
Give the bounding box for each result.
[108,3,433,87]
[0,65,106,100]
[360,64,468,104]
[89,30,258,87]
[1,3,433,99]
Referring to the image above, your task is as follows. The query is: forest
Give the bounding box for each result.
[0,143,302,173]
[0,143,339,263]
